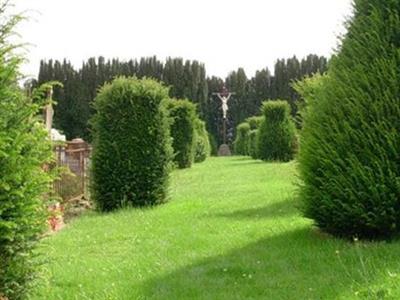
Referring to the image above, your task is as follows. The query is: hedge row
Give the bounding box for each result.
[165,98,211,167]
[233,101,296,161]
[91,79,211,212]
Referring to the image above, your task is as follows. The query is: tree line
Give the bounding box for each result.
[36,54,327,144]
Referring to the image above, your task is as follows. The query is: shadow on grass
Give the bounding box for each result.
[213,199,298,220]
[225,158,265,166]
[225,158,294,167]
[229,161,266,167]
[139,227,396,299]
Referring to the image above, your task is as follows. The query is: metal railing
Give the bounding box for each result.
[53,143,91,202]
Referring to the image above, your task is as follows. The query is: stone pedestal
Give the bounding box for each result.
[218,144,231,156]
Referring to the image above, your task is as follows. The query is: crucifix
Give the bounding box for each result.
[212,86,235,155]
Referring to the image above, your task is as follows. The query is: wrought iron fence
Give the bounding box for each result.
[53,140,91,202]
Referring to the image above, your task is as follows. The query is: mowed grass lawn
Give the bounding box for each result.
[32,157,400,300]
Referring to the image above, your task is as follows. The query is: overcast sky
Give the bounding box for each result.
[15,0,353,79]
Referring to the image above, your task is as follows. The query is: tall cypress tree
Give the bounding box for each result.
[37,54,328,144]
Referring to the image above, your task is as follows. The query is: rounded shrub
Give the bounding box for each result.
[166,99,197,168]
[257,100,296,161]
[193,118,211,163]
[233,122,251,155]
[298,0,400,239]
[91,77,172,211]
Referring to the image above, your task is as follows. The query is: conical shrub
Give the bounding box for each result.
[298,0,400,239]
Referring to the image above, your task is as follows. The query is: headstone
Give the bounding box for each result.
[218,144,231,156]
[51,128,66,142]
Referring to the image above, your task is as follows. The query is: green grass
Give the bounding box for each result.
[32,157,400,299]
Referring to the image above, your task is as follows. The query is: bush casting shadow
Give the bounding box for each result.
[227,159,265,167]
[213,199,298,220]
[139,228,399,299]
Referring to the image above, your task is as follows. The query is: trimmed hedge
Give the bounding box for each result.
[246,116,264,130]
[208,133,218,156]
[248,130,259,159]
[257,100,296,161]
[233,122,251,155]
[0,35,53,300]
[91,77,172,211]
[166,99,197,168]
[298,0,400,239]
[245,116,263,159]
[193,118,211,163]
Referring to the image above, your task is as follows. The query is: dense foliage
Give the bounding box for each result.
[91,77,172,211]
[0,6,53,299]
[233,122,250,155]
[208,133,218,156]
[243,116,263,159]
[166,99,197,168]
[292,73,326,127]
[257,101,296,161]
[37,55,327,146]
[193,119,211,163]
[245,116,264,130]
[248,130,259,159]
[298,0,400,239]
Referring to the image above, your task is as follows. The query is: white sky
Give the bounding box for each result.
[15,0,353,79]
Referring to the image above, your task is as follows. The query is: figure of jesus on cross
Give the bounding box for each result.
[212,86,235,154]
[213,85,234,120]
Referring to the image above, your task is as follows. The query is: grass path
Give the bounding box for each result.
[33,157,400,299]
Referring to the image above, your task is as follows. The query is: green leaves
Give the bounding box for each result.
[91,77,173,211]
[166,99,197,169]
[233,122,251,156]
[0,29,53,300]
[257,100,296,162]
[193,119,211,163]
[298,1,400,239]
